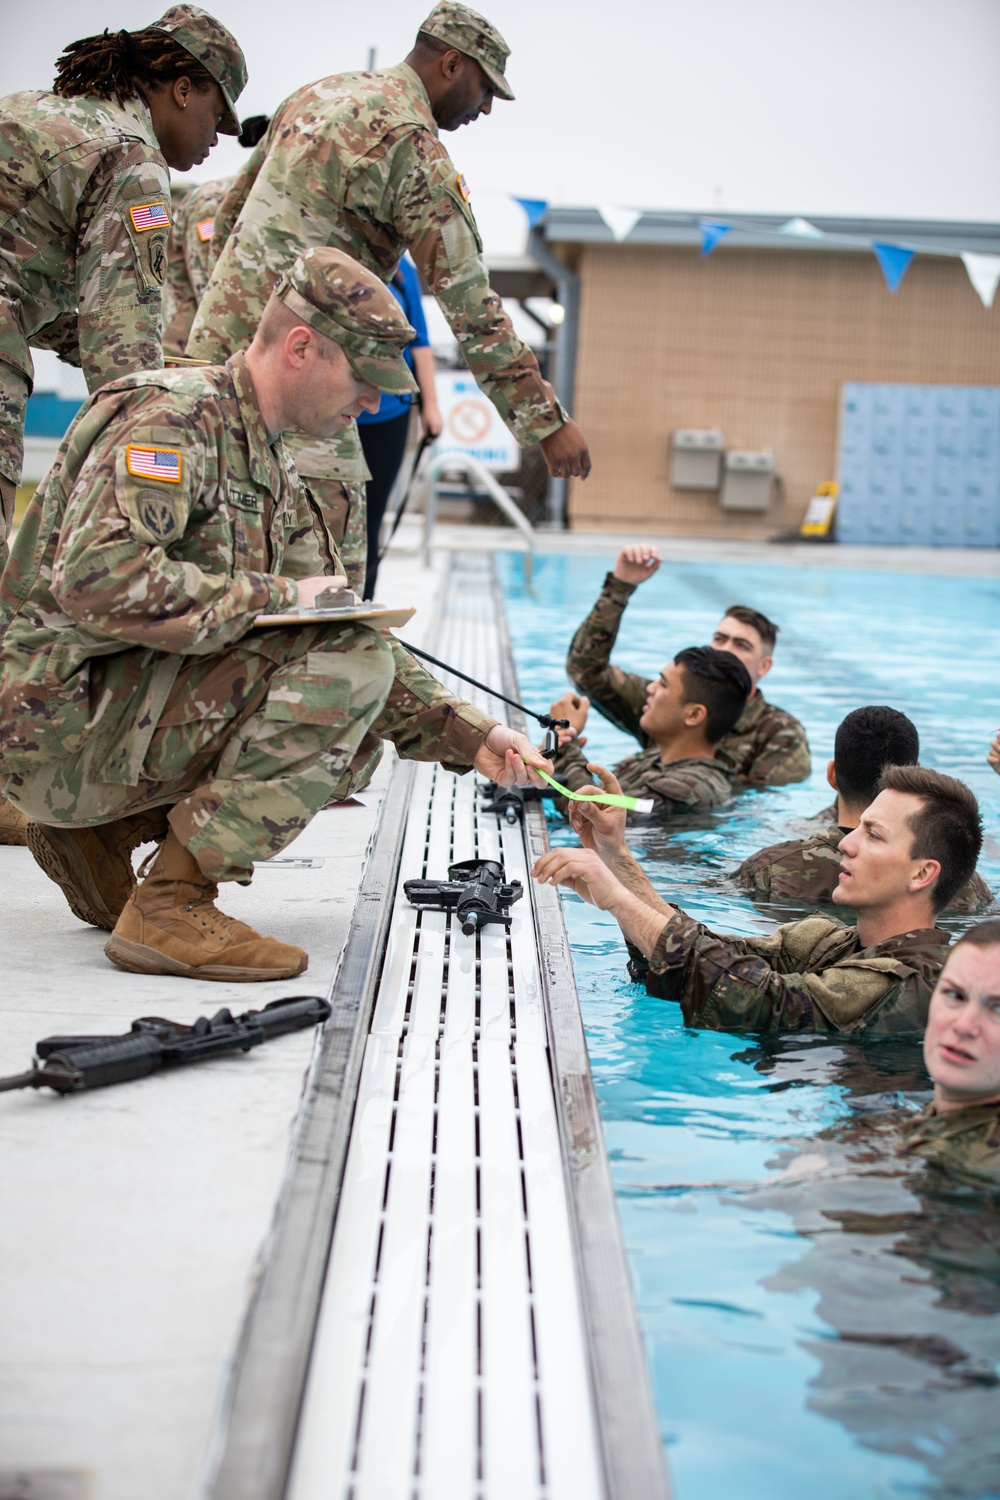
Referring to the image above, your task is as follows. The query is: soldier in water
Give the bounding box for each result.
[531,764,983,1037]
[734,704,993,914]
[558,545,810,786]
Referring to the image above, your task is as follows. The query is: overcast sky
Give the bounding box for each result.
[5,0,1000,261]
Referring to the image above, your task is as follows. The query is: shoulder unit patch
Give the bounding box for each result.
[126,445,182,483]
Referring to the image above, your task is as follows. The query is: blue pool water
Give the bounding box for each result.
[498,552,1000,1500]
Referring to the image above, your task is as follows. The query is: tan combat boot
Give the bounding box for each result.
[26,808,169,929]
[0,793,31,846]
[104,829,308,981]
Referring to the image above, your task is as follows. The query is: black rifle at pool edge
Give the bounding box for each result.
[0,995,331,1095]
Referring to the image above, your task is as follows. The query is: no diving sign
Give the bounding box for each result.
[434,372,520,473]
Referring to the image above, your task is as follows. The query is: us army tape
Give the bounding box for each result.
[533,767,654,814]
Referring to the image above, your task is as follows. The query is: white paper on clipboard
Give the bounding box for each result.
[253,604,416,629]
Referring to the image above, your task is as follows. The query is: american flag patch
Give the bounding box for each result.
[126,445,183,483]
[129,201,170,232]
[456,174,471,202]
[196,217,215,242]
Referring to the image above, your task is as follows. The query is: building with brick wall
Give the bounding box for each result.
[525,211,1000,540]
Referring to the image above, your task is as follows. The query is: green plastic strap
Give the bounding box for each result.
[533,766,654,814]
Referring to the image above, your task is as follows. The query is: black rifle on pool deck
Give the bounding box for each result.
[0,995,331,1095]
[404,859,523,934]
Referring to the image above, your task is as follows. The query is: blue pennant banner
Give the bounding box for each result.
[698,220,731,257]
[872,242,914,292]
[513,196,548,229]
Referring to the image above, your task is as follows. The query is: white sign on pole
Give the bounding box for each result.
[434,371,520,473]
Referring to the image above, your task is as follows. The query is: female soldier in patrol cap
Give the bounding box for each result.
[0,4,247,843]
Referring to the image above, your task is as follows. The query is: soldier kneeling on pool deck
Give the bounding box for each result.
[734,704,994,915]
[532,764,983,1038]
[0,247,547,982]
[546,645,751,815]
[562,545,810,786]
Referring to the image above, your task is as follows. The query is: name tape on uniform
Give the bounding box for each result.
[126,445,183,483]
[129,202,170,233]
[196,218,215,242]
[534,766,653,813]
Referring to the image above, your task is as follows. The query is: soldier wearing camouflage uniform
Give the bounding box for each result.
[0,5,247,555]
[548,645,749,814]
[563,547,810,786]
[899,920,1000,1183]
[162,177,231,357]
[734,705,994,914]
[0,4,246,846]
[186,0,591,592]
[0,248,546,981]
[532,766,984,1037]
[162,114,270,356]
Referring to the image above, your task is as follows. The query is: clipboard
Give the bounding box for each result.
[254,603,416,629]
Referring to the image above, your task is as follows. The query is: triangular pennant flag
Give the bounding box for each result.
[698,220,730,257]
[597,204,641,242]
[961,252,1000,309]
[513,196,548,229]
[778,216,824,238]
[872,242,914,292]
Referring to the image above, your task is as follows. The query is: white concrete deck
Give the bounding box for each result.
[0,533,444,1500]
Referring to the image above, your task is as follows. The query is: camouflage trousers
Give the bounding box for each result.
[285,429,370,595]
[0,356,31,562]
[4,622,394,883]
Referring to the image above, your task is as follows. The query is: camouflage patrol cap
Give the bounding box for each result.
[274,249,418,395]
[149,5,248,135]
[419,1,515,101]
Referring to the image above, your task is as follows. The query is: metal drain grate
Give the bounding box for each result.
[288,566,603,1497]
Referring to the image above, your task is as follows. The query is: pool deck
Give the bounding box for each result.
[0,519,996,1500]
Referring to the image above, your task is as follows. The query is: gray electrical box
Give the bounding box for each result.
[720,450,775,512]
[670,429,724,489]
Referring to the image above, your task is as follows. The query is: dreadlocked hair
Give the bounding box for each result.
[53,27,217,108]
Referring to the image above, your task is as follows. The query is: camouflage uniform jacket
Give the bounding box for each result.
[733,822,995,915]
[0,91,171,391]
[186,65,566,474]
[552,736,732,814]
[162,178,231,358]
[898,1101,1000,1186]
[0,352,493,783]
[566,572,811,785]
[640,911,950,1036]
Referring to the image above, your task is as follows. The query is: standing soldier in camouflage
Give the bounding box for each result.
[546,646,749,814]
[0,4,246,846]
[533,766,984,1037]
[561,546,811,786]
[161,114,271,357]
[734,704,994,914]
[187,0,591,592]
[0,249,548,982]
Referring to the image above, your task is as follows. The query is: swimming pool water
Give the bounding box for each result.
[498,552,1000,1500]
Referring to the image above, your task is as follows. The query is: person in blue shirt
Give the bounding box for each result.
[357,253,442,598]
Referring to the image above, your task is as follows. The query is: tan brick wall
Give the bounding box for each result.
[565,243,1000,537]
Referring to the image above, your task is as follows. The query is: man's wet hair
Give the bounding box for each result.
[674,646,752,745]
[877,765,983,913]
[721,604,779,654]
[835,706,920,807]
[953,919,1000,953]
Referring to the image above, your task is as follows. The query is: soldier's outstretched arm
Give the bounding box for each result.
[396,151,582,461]
[75,146,172,391]
[565,572,650,743]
